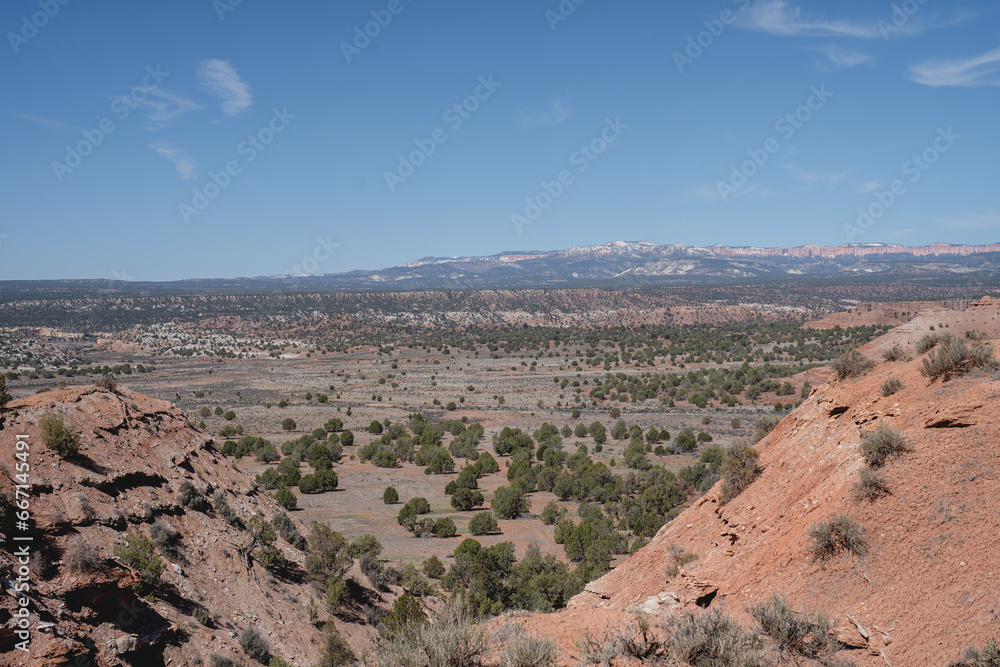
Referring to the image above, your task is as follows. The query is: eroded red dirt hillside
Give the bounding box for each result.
[0,386,370,666]
[524,299,1000,666]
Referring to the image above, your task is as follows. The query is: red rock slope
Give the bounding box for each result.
[526,305,1000,666]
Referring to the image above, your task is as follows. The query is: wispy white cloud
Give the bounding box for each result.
[148,141,197,179]
[781,164,849,187]
[736,1,969,39]
[17,114,65,129]
[819,45,874,69]
[196,59,253,115]
[858,180,885,194]
[516,101,570,129]
[737,1,882,38]
[127,88,204,130]
[908,47,1000,87]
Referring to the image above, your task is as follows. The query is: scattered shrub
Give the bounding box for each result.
[880,377,903,397]
[305,522,353,600]
[921,337,997,380]
[718,441,762,505]
[833,349,875,380]
[492,485,530,519]
[750,415,780,444]
[422,555,445,579]
[383,486,399,504]
[178,480,210,512]
[859,423,907,468]
[381,593,427,636]
[961,637,1000,667]
[97,373,118,392]
[468,511,500,535]
[882,343,909,362]
[432,517,458,538]
[65,536,101,574]
[450,488,485,511]
[917,332,945,354]
[746,593,839,661]
[247,513,284,571]
[274,487,297,511]
[498,632,558,667]
[540,502,565,526]
[239,625,272,664]
[350,534,383,561]
[852,467,890,503]
[272,511,307,550]
[39,411,80,458]
[367,600,487,667]
[149,520,182,560]
[316,629,355,667]
[809,514,866,559]
[212,491,244,529]
[114,532,164,595]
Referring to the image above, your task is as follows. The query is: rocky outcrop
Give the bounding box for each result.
[0,386,344,666]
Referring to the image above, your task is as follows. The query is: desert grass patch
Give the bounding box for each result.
[746,593,839,662]
[809,515,866,560]
[960,637,1000,667]
[880,377,903,397]
[882,343,909,362]
[64,536,101,574]
[833,349,875,380]
[920,337,997,381]
[859,423,908,468]
[852,467,890,503]
[365,599,488,667]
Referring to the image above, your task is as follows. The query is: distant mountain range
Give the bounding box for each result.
[280,241,1000,289]
[4,242,1000,296]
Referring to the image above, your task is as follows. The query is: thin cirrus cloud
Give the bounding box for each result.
[736,1,885,38]
[819,45,874,69]
[735,1,967,39]
[516,101,570,129]
[129,88,204,130]
[148,141,197,179]
[907,47,1000,87]
[781,164,849,188]
[17,114,66,129]
[196,59,253,115]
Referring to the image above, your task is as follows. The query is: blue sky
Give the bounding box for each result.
[1,0,998,280]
